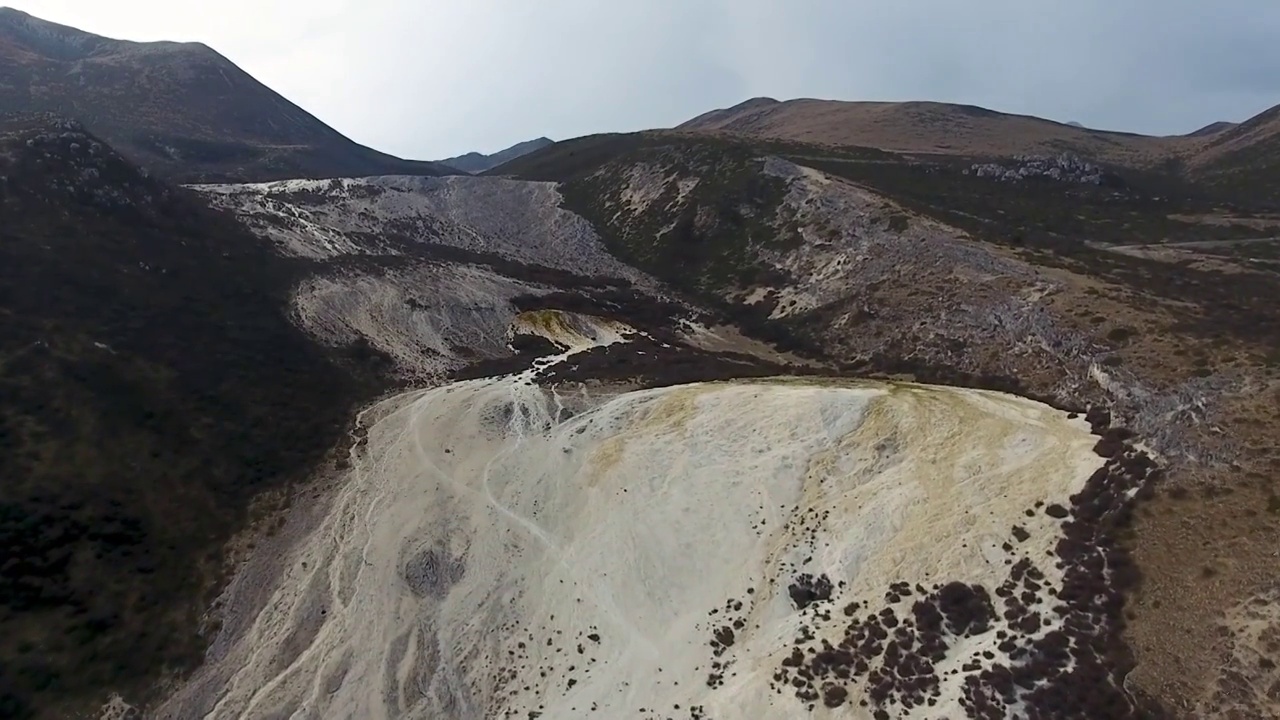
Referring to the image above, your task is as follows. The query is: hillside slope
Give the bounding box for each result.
[0,8,452,182]
[0,113,397,719]
[1184,103,1280,207]
[678,97,1193,166]
[439,137,554,174]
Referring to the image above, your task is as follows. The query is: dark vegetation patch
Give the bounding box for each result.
[0,116,387,718]
[788,574,834,610]
[798,153,1245,246]
[498,133,817,298]
[532,336,815,390]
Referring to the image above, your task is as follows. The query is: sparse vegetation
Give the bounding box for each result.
[501,134,803,297]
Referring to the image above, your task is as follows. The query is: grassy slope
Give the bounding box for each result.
[0,116,389,719]
[676,98,1190,167]
[1188,105,1280,209]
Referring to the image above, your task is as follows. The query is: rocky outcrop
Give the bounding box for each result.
[965,153,1117,185]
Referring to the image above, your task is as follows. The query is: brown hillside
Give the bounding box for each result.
[678,97,1199,166]
[1187,103,1280,167]
[1182,103,1280,206]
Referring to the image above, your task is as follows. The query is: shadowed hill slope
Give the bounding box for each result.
[0,8,452,182]
[1187,120,1237,138]
[0,113,389,719]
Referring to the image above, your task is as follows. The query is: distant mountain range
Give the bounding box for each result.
[677,96,1269,163]
[0,7,452,182]
[439,137,554,173]
[677,96,1280,204]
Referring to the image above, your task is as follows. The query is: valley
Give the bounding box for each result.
[1,8,1279,720]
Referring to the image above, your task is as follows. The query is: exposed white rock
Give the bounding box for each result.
[193,175,651,286]
[292,264,553,381]
[191,174,666,380]
[965,153,1110,185]
[155,372,1103,720]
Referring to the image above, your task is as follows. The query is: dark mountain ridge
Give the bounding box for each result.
[439,136,555,174]
[0,8,452,182]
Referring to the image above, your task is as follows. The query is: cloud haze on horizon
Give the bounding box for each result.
[12,0,1280,159]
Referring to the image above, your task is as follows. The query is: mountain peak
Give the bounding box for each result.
[0,9,450,182]
[0,7,218,64]
[735,96,781,108]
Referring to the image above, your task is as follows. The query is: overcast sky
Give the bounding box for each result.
[13,1,1280,159]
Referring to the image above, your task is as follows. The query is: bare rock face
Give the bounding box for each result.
[194,175,651,277]
[193,174,666,382]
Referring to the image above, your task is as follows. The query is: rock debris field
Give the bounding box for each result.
[156,315,1158,719]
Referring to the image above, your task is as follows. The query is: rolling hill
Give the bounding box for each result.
[676,97,1191,165]
[0,8,452,182]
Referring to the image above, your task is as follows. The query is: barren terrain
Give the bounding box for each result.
[158,314,1133,719]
